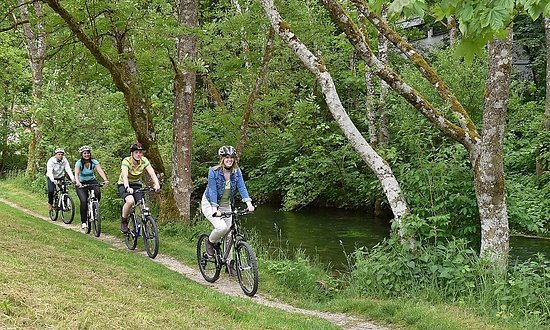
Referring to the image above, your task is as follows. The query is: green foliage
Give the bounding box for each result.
[505,96,550,234]
[264,249,337,301]
[349,238,550,326]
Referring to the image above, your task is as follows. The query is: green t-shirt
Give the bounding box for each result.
[219,179,231,206]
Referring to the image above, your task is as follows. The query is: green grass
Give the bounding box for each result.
[0,175,544,330]
[0,194,337,328]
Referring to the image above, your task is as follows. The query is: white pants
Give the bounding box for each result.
[201,194,232,244]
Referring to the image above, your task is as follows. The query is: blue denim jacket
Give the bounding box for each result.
[204,166,252,207]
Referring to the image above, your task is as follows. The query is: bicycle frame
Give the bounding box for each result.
[124,186,159,258]
[130,187,153,226]
[54,180,70,207]
[215,210,249,266]
[79,183,104,219]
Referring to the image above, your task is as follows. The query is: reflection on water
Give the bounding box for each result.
[241,205,549,270]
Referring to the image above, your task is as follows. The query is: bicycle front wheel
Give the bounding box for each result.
[124,214,138,250]
[60,194,75,224]
[49,196,59,221]
[142,215,159,258]
[91,201,101,237]
[235,241,259,297]
[197,233,220,283]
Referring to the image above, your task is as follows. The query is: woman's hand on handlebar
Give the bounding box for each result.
[211,207,221,217]
[246,202,255,213]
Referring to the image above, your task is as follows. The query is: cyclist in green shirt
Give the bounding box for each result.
[117,142,160,233]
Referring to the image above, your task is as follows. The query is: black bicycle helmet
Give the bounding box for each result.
[130,142,145,152]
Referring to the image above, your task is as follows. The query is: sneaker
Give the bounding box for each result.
[48,203,53,211]
[205,239,215,257]
[81,222,88,230]
[120,218,129,234]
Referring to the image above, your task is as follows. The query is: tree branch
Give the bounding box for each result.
[43,0,130,95]
[320,0,479,147]
[351,0,476,134]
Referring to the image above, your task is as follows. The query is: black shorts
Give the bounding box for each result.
[118,183,143,201]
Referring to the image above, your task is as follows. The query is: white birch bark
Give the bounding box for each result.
[472,30,513,268]
[260,0,410,237]
[377,4,389,144]
[358,13,378,145]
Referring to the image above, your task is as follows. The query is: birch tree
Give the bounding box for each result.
[260,0,411,241]
[319,0,523,267]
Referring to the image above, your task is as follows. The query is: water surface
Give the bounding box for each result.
[241,205,549,270]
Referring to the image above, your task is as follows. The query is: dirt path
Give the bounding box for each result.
[1,198,389,330]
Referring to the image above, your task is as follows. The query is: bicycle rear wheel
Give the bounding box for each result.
[49,196,59,221]
[235,241,259,296]
[124,214,138,250]
[142,215,159,258]
[197,233,220,283]
[60,194,75,224]
[91,201,101,237]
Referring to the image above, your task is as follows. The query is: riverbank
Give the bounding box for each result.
[0,175,546,329]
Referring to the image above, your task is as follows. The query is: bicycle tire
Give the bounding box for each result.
[60,194,75,224]
[142,215,159,258]
[49,195,59,221]
[124,213,138,250]
[91,201,101,237]
[235,241,259,296]
[197,233,220,283]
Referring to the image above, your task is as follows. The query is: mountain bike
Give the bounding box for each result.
[79,182,105,237]
[124,186,159,259]
[197,208,259,297]
[49,180,75,224]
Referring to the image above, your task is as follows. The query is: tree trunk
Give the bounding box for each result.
[236,27,275,155]
[448,16,458,45]
[358,13,378,145]
[260,0,411,241]
[169,0,198,224]
[199,73,226,110]
[321,0,513,262]
[471,29,513,269]
[17,0,46,177]
[44,0,178,220]
[377,4,389,145]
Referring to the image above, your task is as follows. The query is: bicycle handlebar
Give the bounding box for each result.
[213,208,253,218]
[133,186,157,193]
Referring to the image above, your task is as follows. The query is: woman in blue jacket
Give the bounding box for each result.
[201,145,255,268]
